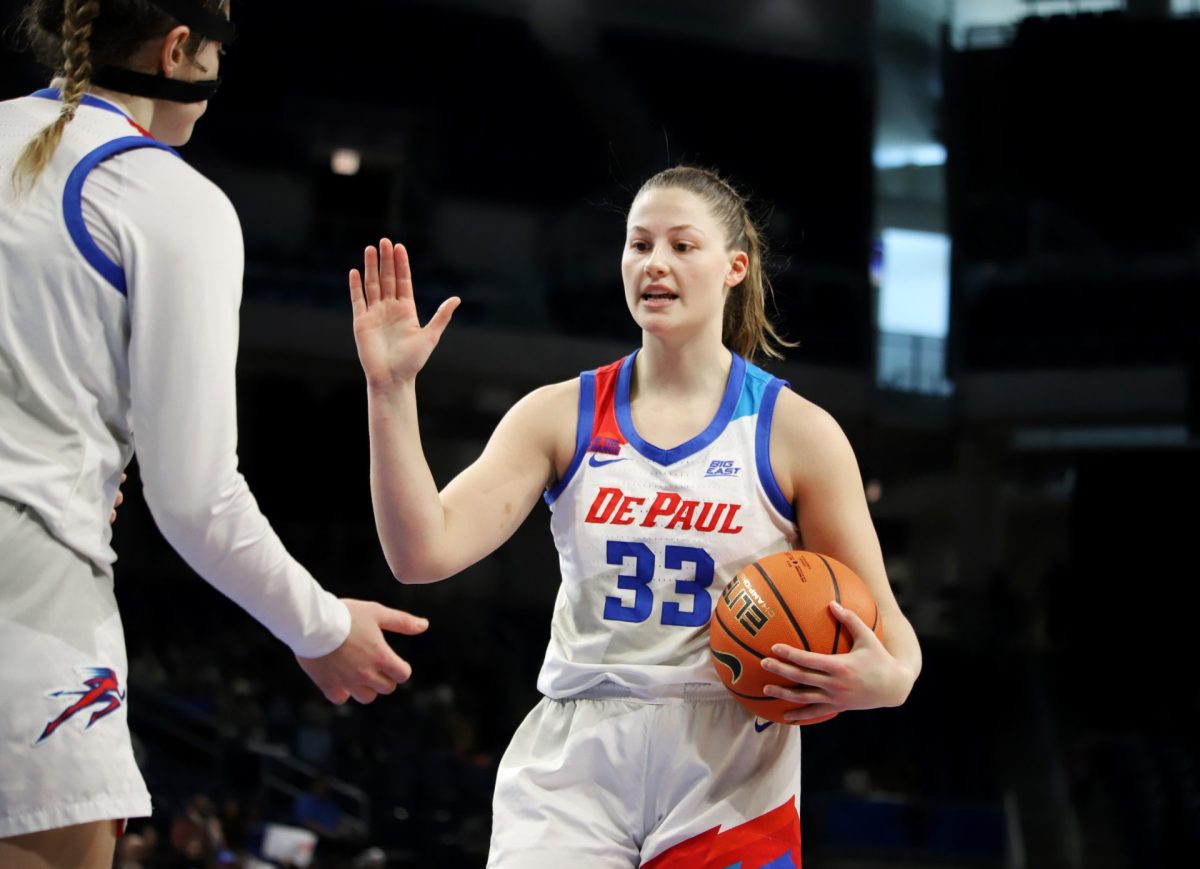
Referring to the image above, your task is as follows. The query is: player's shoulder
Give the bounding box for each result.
[101,147,240,253]
[490,378,580,466]
[113,147,234,215]
[509,378,580,424]
[772,386,854,458]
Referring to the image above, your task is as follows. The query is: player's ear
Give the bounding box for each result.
[159,25,193,77]
[725,251,748,289]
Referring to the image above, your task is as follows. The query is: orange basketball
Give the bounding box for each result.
[709,550,884,725]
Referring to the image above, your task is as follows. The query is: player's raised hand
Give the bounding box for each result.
[295,598,429,705]
[349,238,460,389]
[761,601,915,722]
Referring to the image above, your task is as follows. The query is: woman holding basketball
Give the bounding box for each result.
[353,165,921,867]
[0,3,428,865]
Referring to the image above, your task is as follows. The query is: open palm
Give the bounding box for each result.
[349,238,460,388]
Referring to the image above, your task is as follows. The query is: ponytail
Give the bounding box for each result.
[11,0,101,194]
[633,166,797,361]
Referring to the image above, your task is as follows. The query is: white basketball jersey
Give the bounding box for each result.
[0,90,349,658]
[539,350,799,699]
[0,90,176,569]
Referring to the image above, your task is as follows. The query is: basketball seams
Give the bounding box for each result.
[815,553,842,653]
[751,561,811,652]
[709,550,880,725]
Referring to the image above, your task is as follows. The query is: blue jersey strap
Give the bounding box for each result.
[755,377,796,523]
[31,87,130,118]
[545,370,596,506]
[63,136,180,296]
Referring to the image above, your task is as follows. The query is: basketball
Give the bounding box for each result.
[709,550,884,725]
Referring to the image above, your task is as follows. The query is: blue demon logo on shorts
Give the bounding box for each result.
[37,667,125,743]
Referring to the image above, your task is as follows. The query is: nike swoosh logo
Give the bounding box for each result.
[754,719,775,733]
[588,455,626,467]
[711,649,743,683]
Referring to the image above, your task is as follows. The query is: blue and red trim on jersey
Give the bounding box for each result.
[63,137,178,295]
[545,351,796,523]
[615,350,746,466]
[31,88,153,136]
[545,370,598,504]
[31,89,179,296]
[545,358,629,504]
[754,377,795,522]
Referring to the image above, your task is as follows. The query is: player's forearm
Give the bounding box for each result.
[367,381,455,583]
[143,471,351,657]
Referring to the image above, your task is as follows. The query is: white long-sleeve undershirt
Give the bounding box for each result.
[0,95,349,657]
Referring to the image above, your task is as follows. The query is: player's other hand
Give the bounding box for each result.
[109,473,127,525]
[761,601,915,723]
[295,598,429,705]
[349,238,460,390]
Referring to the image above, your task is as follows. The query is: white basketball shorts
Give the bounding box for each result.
[0,498,151,837]
[488,684,802,868]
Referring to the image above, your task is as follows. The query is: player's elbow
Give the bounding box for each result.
[390,568,452,585]
[384,547,453,585]
[142,469,250,557]
[143,483,213,535]
[391,570,441,585]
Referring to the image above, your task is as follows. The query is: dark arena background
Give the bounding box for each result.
[3,0,1198,866]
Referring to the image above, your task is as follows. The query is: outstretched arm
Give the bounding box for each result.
[124,162,427,705]
[762,389,922,722]
[351,239,571,583]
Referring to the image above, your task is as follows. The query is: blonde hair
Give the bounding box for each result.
[11,0,101,193]
[633,166,796,361]
[11,0,220,194]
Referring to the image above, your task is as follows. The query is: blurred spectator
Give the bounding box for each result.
[170,794,225,865]
[293,778,349,840]
[294,778,367,867]
[220,797,249,854]
[115,831,149,869]
[352,846,386,868]
[295,699,334,765]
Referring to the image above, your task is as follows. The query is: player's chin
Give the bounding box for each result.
[633,310,679,337]
[173,118,203,146]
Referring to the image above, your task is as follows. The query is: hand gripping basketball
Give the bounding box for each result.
[296,598,429,705]
[761,601,912,724]
[710,550,906,725]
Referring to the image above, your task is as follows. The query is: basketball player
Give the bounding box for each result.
[0,3,428,866]
[351,167,922,867]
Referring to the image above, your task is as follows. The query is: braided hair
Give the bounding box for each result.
[11,0,100,192]
[10,0,222,192]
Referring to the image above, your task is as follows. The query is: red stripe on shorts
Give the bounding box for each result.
[640,797,801,869]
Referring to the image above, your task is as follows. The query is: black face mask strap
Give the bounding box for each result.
[149,0,238,45]
[90,67,221,103]
[89,2,232,104]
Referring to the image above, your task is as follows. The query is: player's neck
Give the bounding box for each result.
[633,337,732,402]
[56,78,155,132]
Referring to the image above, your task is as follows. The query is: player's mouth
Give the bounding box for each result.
[641,284,678,304]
